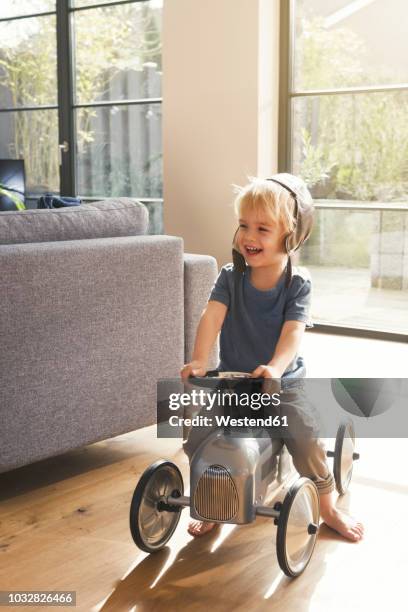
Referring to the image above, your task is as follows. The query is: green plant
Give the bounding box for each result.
[296,18,408,202]
[299,128,332,187]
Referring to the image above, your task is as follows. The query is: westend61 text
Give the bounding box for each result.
[168,390,281,411]
[168,414,288,427]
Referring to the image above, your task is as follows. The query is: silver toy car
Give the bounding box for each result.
[129,373,359,577]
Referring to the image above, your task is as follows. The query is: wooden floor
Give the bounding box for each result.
[1,334,407,612]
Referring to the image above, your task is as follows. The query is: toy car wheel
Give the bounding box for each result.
[333,421,356,495]
[276,478,320,577]
[130,460,184,553]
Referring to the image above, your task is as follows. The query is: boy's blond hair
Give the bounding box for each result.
[233,177,296,234]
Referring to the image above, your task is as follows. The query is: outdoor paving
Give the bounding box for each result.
[307,266,408,334]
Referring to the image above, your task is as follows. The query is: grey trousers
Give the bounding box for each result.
[183,382,334,496]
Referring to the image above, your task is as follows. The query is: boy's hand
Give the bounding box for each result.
[251,365,281,394]
[180,361,207,380]
[251,365,281,379]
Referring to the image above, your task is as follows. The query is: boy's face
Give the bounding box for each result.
[236,208,286,268]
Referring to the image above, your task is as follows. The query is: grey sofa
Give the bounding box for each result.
[0,199,218,473]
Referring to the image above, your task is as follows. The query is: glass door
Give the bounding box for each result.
[0,1,59,205]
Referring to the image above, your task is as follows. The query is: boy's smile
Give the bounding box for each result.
[245,245,262,257]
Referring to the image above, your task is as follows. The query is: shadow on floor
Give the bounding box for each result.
[99,516,338,612]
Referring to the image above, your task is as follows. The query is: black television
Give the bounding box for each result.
[0,159,26,211]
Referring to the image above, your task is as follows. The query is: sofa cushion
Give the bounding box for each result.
[0,198,149,245]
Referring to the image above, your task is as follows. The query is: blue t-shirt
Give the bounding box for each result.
[209,263,312,378]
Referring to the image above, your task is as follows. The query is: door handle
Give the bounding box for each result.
[58,141,69,165]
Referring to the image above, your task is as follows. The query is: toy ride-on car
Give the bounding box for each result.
[130,373,360,577]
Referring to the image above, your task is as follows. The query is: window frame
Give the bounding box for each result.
[279,0,408,342]
[0,0,163,215]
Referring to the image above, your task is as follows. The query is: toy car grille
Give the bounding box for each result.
[194,465,239,521]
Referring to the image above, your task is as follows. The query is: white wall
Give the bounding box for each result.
[163,0,280,265]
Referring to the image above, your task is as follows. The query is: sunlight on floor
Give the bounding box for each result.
[210,524,237,553]
[263,571,286,599]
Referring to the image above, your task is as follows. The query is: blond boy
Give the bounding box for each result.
[181,175,364,541]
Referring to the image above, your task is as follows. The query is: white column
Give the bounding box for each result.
[163,0,280,265]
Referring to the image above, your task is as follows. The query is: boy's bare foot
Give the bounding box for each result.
[188,520,217,537]
[320,508,364,542]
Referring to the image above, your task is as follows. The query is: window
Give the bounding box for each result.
[280,0,408,337]
[0,0,163,232]
[0,1,59,195]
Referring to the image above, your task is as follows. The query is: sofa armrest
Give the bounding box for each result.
[0,235,184,472]
[183,253,218,369]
